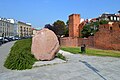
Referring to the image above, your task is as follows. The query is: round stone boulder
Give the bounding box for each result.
[31,28,60,61]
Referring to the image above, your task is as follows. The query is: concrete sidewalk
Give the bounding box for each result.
[0,41,16,73]
[0,50,120,80]
[33,58,66,67]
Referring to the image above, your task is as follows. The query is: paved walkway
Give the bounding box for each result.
[0,44,120,80]
[0,41,16,73]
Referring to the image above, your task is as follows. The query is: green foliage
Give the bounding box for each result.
[56,53,66,61]
[81,25,92,38]
[61,47,120,58]
[53,20,66,36]
[81,20,108,38]
[64,20,69,37]
[66,20,69,26]
[99,20,108,25]
[64,27,69,37]
[4,39,37,70]
[44,20,67,37]
[93,21,99,26]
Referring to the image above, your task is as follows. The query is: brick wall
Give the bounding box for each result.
[94,31,120,50]
[62,14,120,50]
[60,23,120,51]
[60,37,79,47]
[60,37,91,47]
[94,23,120,50]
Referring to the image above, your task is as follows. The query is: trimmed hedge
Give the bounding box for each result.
[4,39,37,70]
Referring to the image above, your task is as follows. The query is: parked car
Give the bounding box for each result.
[14,37,20,40]
[0,37,2,39]
[3,38,9,43]
[0,39,3,46]
[0,37,4,44]
[5,37,13,42]
[0,37,9,43]
[9,36,16,41]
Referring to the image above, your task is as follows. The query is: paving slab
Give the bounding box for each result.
[33,58,66,67]
[0,48,120,80]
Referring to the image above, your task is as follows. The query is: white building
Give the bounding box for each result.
[17,21,32,37]
[0,18,14,37]
[7,19,18,36]
[0,17,32,37]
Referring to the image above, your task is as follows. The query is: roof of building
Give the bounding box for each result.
[18,21,31,26]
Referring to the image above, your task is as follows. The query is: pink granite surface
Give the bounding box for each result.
[31,28,60,60]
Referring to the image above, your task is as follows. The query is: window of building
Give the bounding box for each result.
[3,27,4,32]
[0,27,2,32]
[105,18,108,21]
[110,16,113,20]
[114,17,117,21]
[6,23,10,27]
[4,23,5,26]
[2,22,3,26]
[3,23,4,26]
[0,22,1,26]
[117,17,120,21]
[4,23,6,26]
[110,27,112,30]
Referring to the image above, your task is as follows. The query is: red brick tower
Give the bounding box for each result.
[69,14,81,37]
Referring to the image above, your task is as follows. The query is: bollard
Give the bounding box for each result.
[81,44,86,54]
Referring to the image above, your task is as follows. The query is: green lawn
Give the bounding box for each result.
[61,47,120,58]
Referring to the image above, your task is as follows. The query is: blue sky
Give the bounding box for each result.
[0,0,120,29]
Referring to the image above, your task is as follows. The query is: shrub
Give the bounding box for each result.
[4,39,37,70]
[81,20,108,38]
[56,53,66,61]
[99,20,108,25]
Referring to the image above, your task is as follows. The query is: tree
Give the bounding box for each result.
[118,10,120,14]
[44,20,67,37]
[81,25,92,38]
[99,20,108,25]
[44,24,53,31]
[64,26,69,37]
[63,20,69,37]
[81,20,108,38]
[52,20,66,36]
[66,20,69,27]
